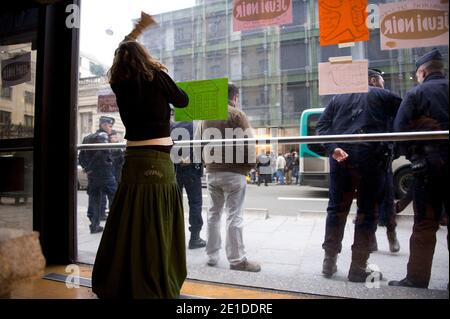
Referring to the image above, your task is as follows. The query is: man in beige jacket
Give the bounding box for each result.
[200,83,261,272]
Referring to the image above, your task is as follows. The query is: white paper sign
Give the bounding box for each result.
[319,60,369,96]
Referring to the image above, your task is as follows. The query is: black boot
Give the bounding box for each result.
[387,230,400,253]
[90,224,104,234]
[388,277,428,288]
[189,231,206,249]
[369,234,378,253]
[322,251,338,278]
[348,251,382,282]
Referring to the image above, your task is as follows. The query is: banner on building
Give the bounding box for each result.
[1,52,31,88]
[319,58,368,96]
[98,91,119,113]
[232,0,293,32]
[175,78,228,121]
[380,0,449,50]
[318,0,369,46]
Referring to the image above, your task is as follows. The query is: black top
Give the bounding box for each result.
[394,73,449,160]
[111,70,189,141]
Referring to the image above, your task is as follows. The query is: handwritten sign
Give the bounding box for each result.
[232,0,293,32]
[175,78,228,121]
[1,52,31,88]
[318,0,369,46]
[319,59,369,96]
[380,0,449,50]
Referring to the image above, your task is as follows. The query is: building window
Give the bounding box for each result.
[24,91,34,104]
[24,115,34,127]
[209,65,221,78]
[1,87,13,100]
[259,59,268,74]
[80,112,93,135]
[0,110,11,124]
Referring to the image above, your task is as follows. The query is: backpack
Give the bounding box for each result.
[78,133,99,170]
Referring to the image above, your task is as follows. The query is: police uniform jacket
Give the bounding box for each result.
[316,86,402,163]
[394,73,449,160]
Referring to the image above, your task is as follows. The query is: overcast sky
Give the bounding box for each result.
[80,0,195,66]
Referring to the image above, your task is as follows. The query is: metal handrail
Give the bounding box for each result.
[77,131,449,150]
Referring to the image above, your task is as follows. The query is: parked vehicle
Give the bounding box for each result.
[77,165,88,190]
[299,108,413,198]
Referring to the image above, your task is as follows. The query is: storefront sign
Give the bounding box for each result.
[318,0,369,46]
[232,0,293,32]
[380,0,449,50]
[98,93,119,113]
[1,52,31,88]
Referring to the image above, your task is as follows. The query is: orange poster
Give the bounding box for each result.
[319,0,369,46]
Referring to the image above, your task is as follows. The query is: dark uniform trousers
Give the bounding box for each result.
[323,157,385,263]
[407,152,449,286]
[87,175,117,229]
[175,164,203,234]
[378,167,397,231]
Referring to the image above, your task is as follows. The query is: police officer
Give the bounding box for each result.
[109,130,124,184]
[170,119,206,249]
[389,49,449,288]
[316,69,402,282]
[85,116,118,234]
[257,151,272,186]
[368,69,400,254]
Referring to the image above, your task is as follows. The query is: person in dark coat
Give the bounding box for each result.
[389,49,449,289]
[316,69,402,283]
[82,116,117,233]
[170,119,206,249]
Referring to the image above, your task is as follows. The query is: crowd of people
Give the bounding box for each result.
[248,151,300,186]
[77,39,448,299]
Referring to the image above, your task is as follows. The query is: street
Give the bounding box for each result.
[77,183,415,219]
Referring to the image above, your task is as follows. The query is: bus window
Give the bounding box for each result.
[306,114,327,157]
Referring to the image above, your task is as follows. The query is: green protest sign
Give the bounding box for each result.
[175,78,228,121]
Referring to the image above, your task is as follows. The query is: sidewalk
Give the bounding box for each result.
[77,198,449,299]
[185,210,449,299]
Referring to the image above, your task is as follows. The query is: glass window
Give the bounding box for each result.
[24,91,34,104]
[1,87,13,100]
[0,110,11,124]
[0,43,36,140]
[24,115,33,128]
[0,42,36,233]
[77,0,449,298]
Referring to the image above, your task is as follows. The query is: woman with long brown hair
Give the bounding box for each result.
[92,40,189,299]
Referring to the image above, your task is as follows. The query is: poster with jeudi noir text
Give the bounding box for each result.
[232,0,293,32]
[380,0,449,50]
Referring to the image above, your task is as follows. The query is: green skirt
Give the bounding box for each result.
[92,149,186,299]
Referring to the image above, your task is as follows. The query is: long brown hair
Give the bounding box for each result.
[108,41,167,84]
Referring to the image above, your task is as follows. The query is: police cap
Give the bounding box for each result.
[99,116,115,125]
[368,68,383,78]
[415,48,443,71]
